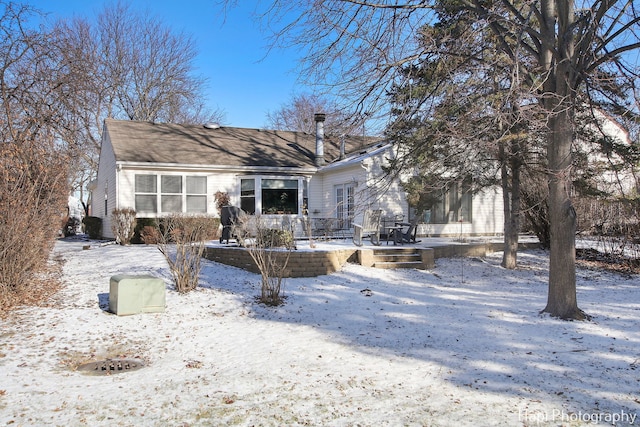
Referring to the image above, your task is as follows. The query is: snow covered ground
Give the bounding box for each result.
[1,237,639,426]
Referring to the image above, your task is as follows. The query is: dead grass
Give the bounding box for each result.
[576,248,640,276]
[0,251,66,318]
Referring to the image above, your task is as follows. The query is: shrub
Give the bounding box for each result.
[215,191,231,214]
[235,217,293,306]
[157,214,211,293]
[140,226,161,245]
[83,216,103,239]
[132,218,157,244]
[0,140,69,311]
[257,228,295,249]
[111,208,137,245]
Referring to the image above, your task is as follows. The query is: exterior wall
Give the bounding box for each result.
[91,131,118,238]
[311,150,408,226]
[362,157,408,221]
[310,163,367,218]
[418,186,504,236]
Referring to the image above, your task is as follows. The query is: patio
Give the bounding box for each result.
[203,236,537,277]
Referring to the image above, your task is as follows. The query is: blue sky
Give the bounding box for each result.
[26,0,302,129]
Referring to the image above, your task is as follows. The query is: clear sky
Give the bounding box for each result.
[26,0,302,129]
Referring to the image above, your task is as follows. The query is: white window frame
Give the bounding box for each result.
[134,173,208,215]
[238,175,306,215]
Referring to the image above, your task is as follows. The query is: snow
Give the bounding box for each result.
[1,237,639,426]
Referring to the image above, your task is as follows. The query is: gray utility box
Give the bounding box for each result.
[109,275,166,316]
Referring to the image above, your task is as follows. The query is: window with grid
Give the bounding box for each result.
[161,175,182,212]
[186,176,207,213]
[240,178,255,214]
[135,174,157,213]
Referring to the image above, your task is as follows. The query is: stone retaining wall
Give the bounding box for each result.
[204,241,541,277]
[204,246,358,278]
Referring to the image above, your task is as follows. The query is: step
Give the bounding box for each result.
[373,254,421,263]
[373,248,419,255]
[373,261,424,269]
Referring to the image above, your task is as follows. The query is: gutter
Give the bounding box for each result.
[116,161,318,175]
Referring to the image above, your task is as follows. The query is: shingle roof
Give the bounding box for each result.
[104,119,378,169]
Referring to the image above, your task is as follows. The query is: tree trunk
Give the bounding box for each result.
[538,0,586,320]
[502,139,521,269]
[543,106,586,320]
[542,101,586,320]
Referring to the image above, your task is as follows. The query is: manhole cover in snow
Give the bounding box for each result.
[77,358,144,375]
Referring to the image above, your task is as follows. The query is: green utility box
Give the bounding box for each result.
[109,275,166,316]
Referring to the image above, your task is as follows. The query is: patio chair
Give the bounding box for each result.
[352,209,382,246]
[398,216,421,244]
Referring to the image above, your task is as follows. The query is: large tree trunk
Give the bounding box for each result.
[501,139,521,269]
[542,106,585,319]
[538,0,586,320]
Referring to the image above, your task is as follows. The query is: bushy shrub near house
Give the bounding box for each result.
[83,216,102,239]
[111,208,137,245]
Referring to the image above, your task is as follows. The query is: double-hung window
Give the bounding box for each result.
[161,176,182,212]
[135,175,158,213]
[240,179,256,214]
[186,176,207,213]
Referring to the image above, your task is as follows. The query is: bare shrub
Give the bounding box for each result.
[236,216,294,306]
[575,197,640,262]
[157,215,212,293]
[214,191,230,214]
[140,226,161,244]
[0,143,70,311]
[111,208,137,245]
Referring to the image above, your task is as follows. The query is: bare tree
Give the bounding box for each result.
[266,93,363,135]
[221,0,640,320]
[46,2,225,211]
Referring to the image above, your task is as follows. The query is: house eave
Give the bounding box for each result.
[116,161,318,175]
[318,143,392,173]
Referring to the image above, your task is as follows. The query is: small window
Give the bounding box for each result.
[186,176,207,213]
[161,176,182,212]
[135,175,157,193]
[240,179,255,214]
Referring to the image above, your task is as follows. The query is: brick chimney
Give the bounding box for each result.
[314,113,326,167]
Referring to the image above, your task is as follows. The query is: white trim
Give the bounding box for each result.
[117,161,317,174]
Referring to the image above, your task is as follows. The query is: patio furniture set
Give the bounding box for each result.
[219,206,419,246]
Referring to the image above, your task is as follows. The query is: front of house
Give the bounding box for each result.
[91,115,504,239]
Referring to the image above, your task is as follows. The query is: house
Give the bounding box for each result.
[91,115,505,239]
